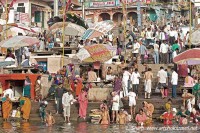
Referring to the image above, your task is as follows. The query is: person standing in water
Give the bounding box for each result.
[45,111,55,126]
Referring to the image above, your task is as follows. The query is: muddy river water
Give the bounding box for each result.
[0,121,199,133]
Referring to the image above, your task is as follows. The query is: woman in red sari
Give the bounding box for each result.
[78,89,88,120]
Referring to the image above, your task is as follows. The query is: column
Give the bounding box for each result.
[54,0,59,17]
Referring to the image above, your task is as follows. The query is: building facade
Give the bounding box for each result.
[0,0,52,28]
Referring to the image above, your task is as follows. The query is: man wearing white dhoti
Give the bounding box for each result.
[122,67,131,97]
[144,68,153,99]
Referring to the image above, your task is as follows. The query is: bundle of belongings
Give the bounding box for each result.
[89,109,101,124]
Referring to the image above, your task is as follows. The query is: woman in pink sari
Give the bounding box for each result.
[78,89,88,120]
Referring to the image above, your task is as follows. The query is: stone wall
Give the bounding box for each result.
[88,87,113,101]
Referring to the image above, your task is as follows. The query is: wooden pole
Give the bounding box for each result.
[189,0,192,49]
[5,0,8,39]
[62,0,67,66]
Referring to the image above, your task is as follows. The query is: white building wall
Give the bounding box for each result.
[0,0,51,29]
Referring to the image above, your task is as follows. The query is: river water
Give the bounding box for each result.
[0,121,199,133]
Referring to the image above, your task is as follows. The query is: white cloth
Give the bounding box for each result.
[145,80,152,93]
[169,30,175,37]
[160,43,169,53]
[154,43,159,52]
[171,71,178,85]
[159,32,165,40]
[187,99,192,112]
[108,34,113,42]
[157,69,168,83]
[131,72,140,84]
[172,51,177,58]
[63,106,70,117]
[112,95,120,111]
[62,92,74,107]
[128,92,136,106]
[146,31,152,39]
[23,47,30,57]
[3,88,14,99]
[122,71,131,97]
[39,41,45,51]
[132,42,140,53]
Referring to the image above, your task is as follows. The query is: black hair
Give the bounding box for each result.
[160,66,164,69]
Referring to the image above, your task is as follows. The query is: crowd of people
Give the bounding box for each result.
[1,15,200,129]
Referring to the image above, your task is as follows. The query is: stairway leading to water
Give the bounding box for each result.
[30,64,184,122]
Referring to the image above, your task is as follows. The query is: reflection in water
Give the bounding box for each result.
[0,121,199,133]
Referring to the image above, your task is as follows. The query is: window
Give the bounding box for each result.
[17,7,25,13]
[35,11,41,22]
[17,3,25,13]
[18,3,24,6]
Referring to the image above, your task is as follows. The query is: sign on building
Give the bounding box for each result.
[89,1,116,7]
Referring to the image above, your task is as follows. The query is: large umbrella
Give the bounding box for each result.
[0,36,39,48]
[173,48,200,65]
[76,44,116,62]
[48,22,86,36]
[6,23,36,33]
[82,20,115,40]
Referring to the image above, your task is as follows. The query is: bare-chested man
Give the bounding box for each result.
[45,111,55,126]
[116,109,127,124]
[144,68,153,99]
[99,107,110,124]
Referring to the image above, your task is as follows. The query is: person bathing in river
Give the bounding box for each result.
[116,109,127,125]
[45,111,55,126]
[99,107,110,125]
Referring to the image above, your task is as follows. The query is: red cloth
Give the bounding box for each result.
[163,112,173,125]
[164,89,168,97]
[178,64,188,77]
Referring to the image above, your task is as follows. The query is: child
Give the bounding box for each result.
[165,98,172,111]
[15,107,21,120]
[39,101,48,122]
[45,111,55,126]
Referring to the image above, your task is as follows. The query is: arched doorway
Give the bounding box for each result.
[127,12,137,25]
[98,13,110,21]
[113,12,123,25]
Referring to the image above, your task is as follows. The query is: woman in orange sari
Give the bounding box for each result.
[2,94,12,121]
[20,97,31,121]
[75,76,83,97]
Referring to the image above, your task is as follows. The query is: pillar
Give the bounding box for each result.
[54,0,59,17]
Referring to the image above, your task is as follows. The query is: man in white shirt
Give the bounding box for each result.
[171,68,178,98]
[3,86,14,99]
[128,90,137,118]
[131,68,140,96]
[111,92,120,122]
[160,41,169,64]
[62,90,75,123]
[145,28,152,45]
[132,39,140,58]
[157,66,168,98]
